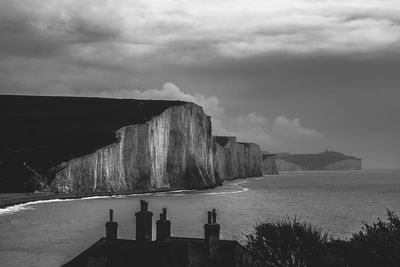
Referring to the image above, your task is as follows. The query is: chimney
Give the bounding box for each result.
[204,209,220,258]
[105,209,118,242]
[135,200,153,241]
[156,208,171,241]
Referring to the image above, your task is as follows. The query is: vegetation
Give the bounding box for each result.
[245,210,400,267]
[345,210,400,267]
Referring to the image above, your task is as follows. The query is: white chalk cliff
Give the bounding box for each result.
[52,103,219,193]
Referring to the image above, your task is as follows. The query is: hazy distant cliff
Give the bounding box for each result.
[320,159,362,170]
[276,151,362,171]
[262,154,279,175]
[0,95,219,192]
[213,136,239,180]
[213,136,264,180]
[276,159,304,171]
[241,142,263,177]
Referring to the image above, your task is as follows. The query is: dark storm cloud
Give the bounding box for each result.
[3,0,400,64]
[0,0,123,60]
[0,11,65,58]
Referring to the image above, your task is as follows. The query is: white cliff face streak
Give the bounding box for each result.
[213,136,263,181]
[320,159,362,170]
[51,103,220,193]
[262,154,279,175]
[241,143,263,178]
[276,159,304,171]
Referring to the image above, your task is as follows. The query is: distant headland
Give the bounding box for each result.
[276,150,362,171]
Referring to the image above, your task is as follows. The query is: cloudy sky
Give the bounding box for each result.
[1,0,399,169]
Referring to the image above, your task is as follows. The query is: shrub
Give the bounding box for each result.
[244,211,400,266]
[244,217,339,267]
[346,210,400,267]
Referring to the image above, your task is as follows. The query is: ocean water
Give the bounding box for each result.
[0,170,399,266]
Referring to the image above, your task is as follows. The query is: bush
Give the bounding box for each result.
[244,211,400,267]
[244,217,340,267]
[346,210,400,267]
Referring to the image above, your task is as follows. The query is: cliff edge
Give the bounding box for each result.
[0,95,219,192]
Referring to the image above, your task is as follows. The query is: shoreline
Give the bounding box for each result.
[0,175,270,210]
[0,187,194,210]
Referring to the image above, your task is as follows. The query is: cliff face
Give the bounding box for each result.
[276,159,304,171]
[241,143,263,177]
[213,137,238,180]
[51,103,219,193]
[1,95,271,193]
[320,159,362,170]
[213,137,263,180]
[0,95,187,192]
[236,143,246,178]
[262,154,279,175]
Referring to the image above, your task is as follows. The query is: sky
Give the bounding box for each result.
[0,0,399,169]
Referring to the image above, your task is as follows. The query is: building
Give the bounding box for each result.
[63,200,263,267]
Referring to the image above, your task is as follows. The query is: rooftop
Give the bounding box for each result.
[63,200,262,267]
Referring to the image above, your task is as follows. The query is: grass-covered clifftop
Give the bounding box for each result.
[0,95,186,192]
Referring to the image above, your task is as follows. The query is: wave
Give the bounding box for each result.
[0,198,79,216]
[0,190,194,216]
[120,183,250,197]
[191,180,250,196]
[0,203,35,216]
[113,189,196,198]
[0,183,251,216]
[195,187,249,196]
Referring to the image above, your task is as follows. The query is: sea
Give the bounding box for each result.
[0,169,399,266]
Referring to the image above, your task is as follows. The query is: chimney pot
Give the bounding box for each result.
[140,199,147,211]
[106,209,118,242]
[156,207,171,241]
[212,209,217,223]
[204,209,220,258]
[135,200,153,241]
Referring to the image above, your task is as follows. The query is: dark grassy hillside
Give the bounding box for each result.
[0,95,186,192]
[215,136,231,147]
[278,151,361,170]
[262,154,276,160]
